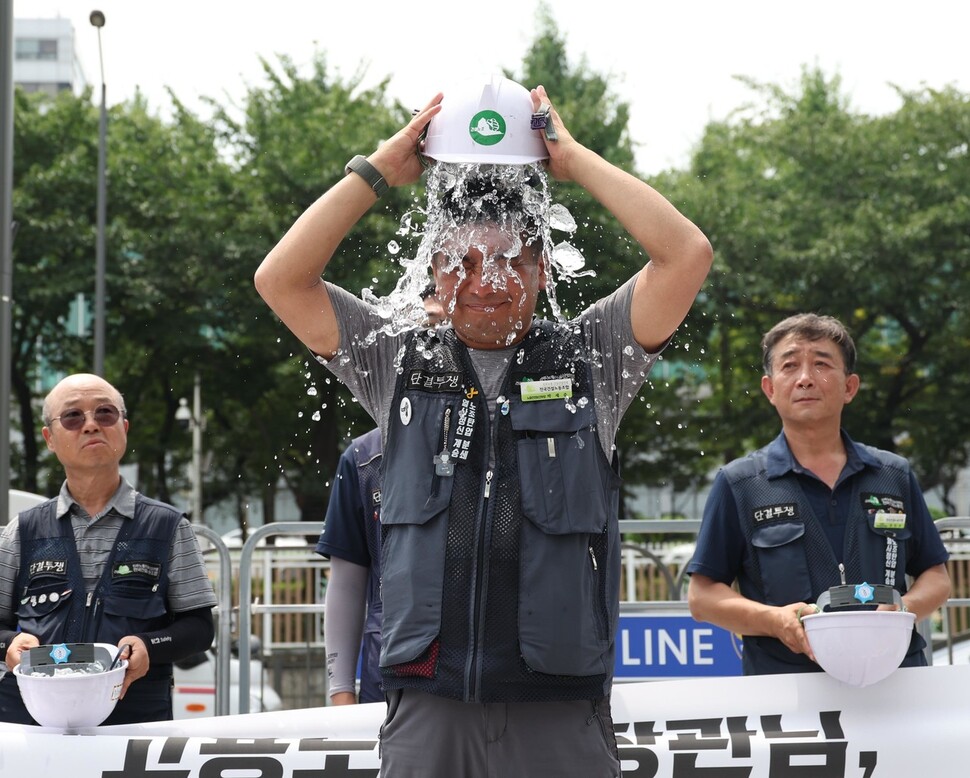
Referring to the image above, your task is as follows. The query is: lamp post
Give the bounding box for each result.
[176,373,204,524]
[90,10,106,377]
[0,4,15,524]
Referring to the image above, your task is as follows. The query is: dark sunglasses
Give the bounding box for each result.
[49,404,123,431]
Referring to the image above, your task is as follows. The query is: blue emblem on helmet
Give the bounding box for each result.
[854,582,875,604]
[49,643,72,664]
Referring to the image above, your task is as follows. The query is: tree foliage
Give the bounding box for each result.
[9,15,970,524]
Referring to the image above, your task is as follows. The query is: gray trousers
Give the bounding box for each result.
[379,688,621,778]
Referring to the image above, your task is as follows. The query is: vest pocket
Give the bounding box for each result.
[518,519,611,676]
[102,591,168,642]
[751,521,813,605]
[511,399,607,535]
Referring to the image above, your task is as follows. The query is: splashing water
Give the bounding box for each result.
[357,162,592,342]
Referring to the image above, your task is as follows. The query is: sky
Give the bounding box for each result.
[13,0,970,174]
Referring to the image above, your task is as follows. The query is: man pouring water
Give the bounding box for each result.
[256,76,712,777]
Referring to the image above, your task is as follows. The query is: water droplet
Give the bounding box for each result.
[387,240,400,255]
[307,386,318,397]
[311,410,321,421]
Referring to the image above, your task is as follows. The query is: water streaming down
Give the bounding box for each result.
[358,161,594,342]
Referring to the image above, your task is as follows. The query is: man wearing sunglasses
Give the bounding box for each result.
[0,373,217,725]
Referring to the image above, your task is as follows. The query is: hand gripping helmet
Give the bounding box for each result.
[801,583,915,687]
[422,75,549,165]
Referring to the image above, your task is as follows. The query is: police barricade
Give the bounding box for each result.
[0,663,966,775]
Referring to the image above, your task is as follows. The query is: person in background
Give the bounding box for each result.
[318,289,446,705]
[256,78,712,777]
[0,373,217,725]
[687,313,950,675]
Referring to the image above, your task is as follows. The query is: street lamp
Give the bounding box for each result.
[89,10,106,377]
[175,373,205,524]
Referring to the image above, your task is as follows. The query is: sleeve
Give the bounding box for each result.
[685,471,747,584]
[324,556,369,697]
[577,274,665,456]
[0,519,22,654]
[166,518,218,612]
[905,469,950,575]
[137,607,215,665]
[316,448,371,567]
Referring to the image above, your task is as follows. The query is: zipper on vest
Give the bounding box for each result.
[431,406,455,496]
[467,469,493,701]
[838,562,846,585]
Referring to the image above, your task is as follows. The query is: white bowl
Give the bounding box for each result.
[14,643,127,728]
[802,610,915,687]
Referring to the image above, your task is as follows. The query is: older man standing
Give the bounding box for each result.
[0,373,217,725]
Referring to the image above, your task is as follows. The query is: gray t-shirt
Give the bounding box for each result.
[318,275,661,459]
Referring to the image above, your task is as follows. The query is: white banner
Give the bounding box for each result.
[0,664,965,776]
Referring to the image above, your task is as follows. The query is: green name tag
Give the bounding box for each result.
[874,511,906,530]
[520,378,573,402]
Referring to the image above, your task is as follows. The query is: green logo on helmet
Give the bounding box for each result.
[469,110,506,146]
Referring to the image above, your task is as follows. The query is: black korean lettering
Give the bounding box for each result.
[199,758,283,778]
[668,718,731,750]
[616,745,660,778]
[671,754,751,777]
[726,716,756,758]
[859,751,877,778]
[614,719,663,746]
[101,739,190,778]
[199,738,290,755]
[293,754,379,777]
[767,741,847,777]
[668,718,752,778]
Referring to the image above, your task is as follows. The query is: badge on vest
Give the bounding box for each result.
[752,503,798,522]
[861,493,905,516]
[519,378,573,402]
[113,561,162,580]
[874,512,907,530]
[28,560,66,577]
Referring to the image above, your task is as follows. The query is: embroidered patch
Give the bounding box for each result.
[861,493,905,514]
[406,370,462,393]
[752,503,799,522]
[112,561,161,579]
[29,560,66,577]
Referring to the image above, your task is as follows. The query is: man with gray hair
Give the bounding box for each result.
[688,313,950,675]
[0,373,217,725]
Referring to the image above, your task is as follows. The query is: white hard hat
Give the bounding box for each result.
[801,610,915,687]
[423,75,549,165]
[14,642,127,728]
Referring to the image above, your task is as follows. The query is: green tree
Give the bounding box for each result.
[209,55,411,522]
[670,69,970,511]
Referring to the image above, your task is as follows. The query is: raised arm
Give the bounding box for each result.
[254,95,443,358]
[532,85,713,353]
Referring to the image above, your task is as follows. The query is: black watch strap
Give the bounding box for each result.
[344,155,389,198]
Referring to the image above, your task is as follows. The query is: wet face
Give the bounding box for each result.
[761,335,860,427]
[42,374,129,474]
[432,223,545,350]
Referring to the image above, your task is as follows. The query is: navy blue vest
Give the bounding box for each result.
[724,445,926,674]
[350,427,385,703]
[15,495,181,680]
[380,321,621,703]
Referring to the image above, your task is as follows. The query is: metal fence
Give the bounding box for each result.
[199,516,970,715]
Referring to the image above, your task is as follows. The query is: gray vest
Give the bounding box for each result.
[380,321,621,702]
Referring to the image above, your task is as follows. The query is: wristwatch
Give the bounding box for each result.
[344,155,389,199]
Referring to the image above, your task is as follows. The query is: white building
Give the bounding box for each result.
[13,17,82,96]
